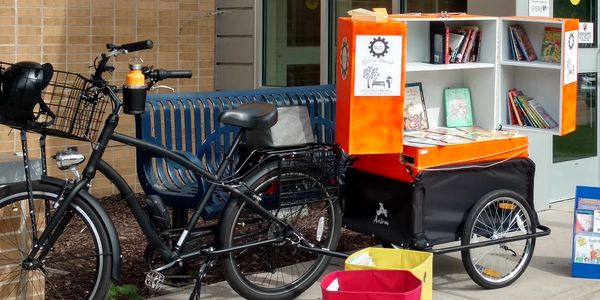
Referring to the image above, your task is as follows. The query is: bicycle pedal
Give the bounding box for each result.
[145,271,165,292]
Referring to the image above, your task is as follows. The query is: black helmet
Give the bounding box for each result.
[0,61,53,124]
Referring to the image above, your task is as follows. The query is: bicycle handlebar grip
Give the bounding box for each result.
[121,40,154,52]
[157,69,193,80]
[165,70,193,79]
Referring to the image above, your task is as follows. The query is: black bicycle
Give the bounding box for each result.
[0,41,342,299]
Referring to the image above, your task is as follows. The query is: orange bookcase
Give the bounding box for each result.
[336,18,407,155]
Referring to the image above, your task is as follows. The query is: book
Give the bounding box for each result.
[507,90,518,125]
[517,95,548,128]
[528,99,558,128]
[470,30,482,62]
[461,26,479,63]
[448,32,465,63]
[456,28,473,63]
[508,89,525,126]
[576,209,594,233]
[404,83,429,130]
[444,26,450,64]
[430,21,447,64]
[516,95,544,128]
[510,24,537,61]
[444,87,473,127]
[541,27,561,63]
[509,25,525,61]
[595,210,600,233]
[574,234,600,264]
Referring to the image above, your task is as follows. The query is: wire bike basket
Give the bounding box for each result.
[277,144,340,207]
[0,61,110,142]
[253,144,340,210]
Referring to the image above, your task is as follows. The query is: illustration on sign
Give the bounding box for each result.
[564,30,578,85]
[354,35,402,96]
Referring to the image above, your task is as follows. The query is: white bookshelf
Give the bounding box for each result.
[499,16,578,135]
[392,16,500,131]
[391,14,578,136]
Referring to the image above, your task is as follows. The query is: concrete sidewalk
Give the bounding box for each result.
[149,200,600,299]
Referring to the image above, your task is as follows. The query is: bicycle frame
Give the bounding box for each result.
[26,70,298,269]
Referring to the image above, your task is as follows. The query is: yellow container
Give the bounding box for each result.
[345,247,433,300]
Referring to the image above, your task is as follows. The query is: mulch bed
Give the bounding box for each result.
[100,194,379,298]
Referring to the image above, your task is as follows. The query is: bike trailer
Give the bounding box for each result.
[342,157,536,249]
[321,269,422,300]
[345,247,432,300]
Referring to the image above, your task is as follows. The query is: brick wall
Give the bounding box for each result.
[0,0,216,196]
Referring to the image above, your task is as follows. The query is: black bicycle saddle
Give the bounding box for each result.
[218,102,278,129]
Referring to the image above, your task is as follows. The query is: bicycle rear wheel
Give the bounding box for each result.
[218,162,342,300]
[0,181,112,299]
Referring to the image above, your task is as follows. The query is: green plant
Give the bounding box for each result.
[107,284,142,300]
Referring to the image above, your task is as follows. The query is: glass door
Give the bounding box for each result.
[550,0,599,200]
[263,0,321,87]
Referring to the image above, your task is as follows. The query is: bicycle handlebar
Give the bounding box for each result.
[148,69,193,81]
[107,40,154,53]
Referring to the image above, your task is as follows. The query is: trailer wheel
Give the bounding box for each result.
[461,189,536,289]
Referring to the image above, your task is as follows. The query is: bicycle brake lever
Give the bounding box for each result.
[151,85,175,92]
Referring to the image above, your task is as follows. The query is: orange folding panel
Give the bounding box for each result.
[560,17,579,135]
[336,18,407,155]
[353,137,529,182]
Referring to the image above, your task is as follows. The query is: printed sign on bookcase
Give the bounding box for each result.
[572,186,600,279]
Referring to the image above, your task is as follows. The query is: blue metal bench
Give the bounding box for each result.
[135,84,336,219]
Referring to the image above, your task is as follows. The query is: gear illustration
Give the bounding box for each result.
[340,37,349,80]
[369,37,389,58]
[568,32,575,49]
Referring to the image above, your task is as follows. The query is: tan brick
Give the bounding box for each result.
[92,8,114,18]
[0,7,14,16]
[43,26,67,36]
[44,0,66,8]
[67,17,90,26]
[43,8,67,17]
[18,0,42,7]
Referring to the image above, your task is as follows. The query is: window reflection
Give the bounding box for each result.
[553,73,598,162]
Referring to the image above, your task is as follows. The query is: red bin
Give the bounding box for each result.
[321,269,422,300]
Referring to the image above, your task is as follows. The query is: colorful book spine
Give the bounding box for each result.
[529,99,558,128]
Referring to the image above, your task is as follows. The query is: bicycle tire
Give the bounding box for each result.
[0,181,112,299]
[461,189,536,289]
[218,161,342,300]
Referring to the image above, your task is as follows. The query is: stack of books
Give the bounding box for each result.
[430,22,482,64]
[508,24,537,62]
[507,88,557,129]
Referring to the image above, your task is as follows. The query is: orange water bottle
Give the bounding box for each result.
[123,57,147,114]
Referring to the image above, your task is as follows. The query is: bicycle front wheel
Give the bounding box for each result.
[219,163,342,300]
[0,181,112,299]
